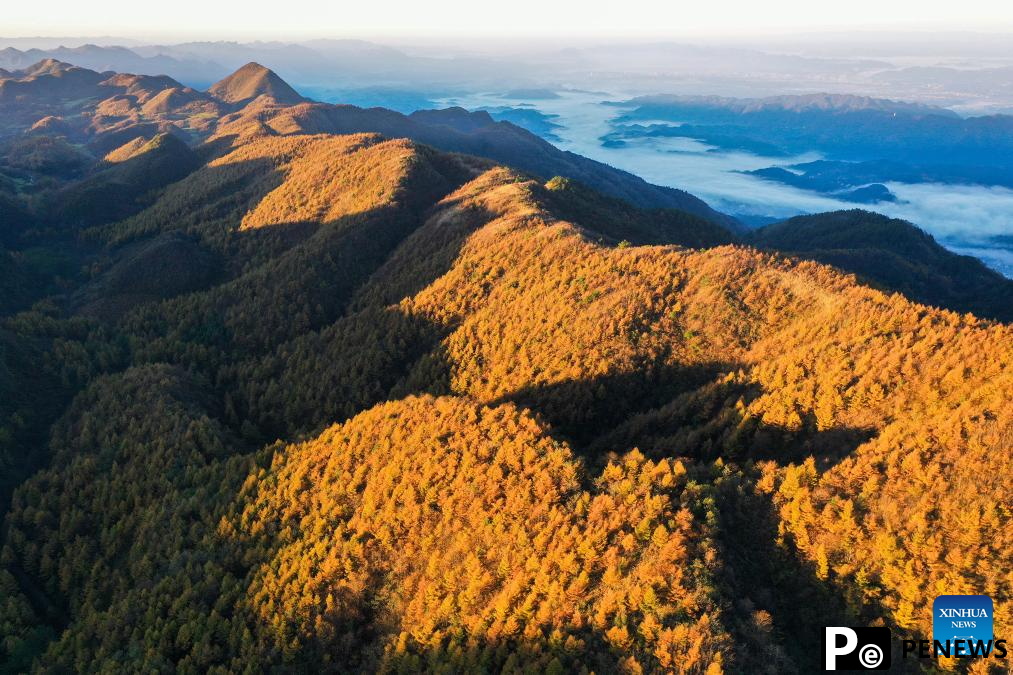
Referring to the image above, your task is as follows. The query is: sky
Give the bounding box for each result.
[5,0,1013,41]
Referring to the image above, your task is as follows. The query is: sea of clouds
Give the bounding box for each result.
[439,90,1013,277]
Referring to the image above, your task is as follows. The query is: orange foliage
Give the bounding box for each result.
[235,395,728,673]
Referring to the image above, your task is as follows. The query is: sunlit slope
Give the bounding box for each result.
[101,133,474,360]
[236,395,729,673]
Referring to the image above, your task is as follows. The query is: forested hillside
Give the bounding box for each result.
[0,60,1010,674]
[752,210,1013,321]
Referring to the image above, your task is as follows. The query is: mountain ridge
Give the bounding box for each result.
[618,92,959,117]
[0,59,738,226]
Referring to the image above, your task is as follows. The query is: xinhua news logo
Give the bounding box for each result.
[933,595,993,657]
[824,627,891,670]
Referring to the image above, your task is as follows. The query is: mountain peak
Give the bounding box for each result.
[207,62,303,105]
[21,58,76,78]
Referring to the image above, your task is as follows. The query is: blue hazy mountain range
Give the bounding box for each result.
[606,94,1013,197]
[438,89,1013,277]
[516,93,1013,209]
[475,106,565,141]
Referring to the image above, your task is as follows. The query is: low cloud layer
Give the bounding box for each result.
[441,90,1012,274]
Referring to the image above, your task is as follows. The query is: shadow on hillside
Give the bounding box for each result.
[715,470,855,674]
[374,627,643,675]
[232,306,453,443]
[37,139,395,321]
[67,153,292,322]
[534,178,738,249]
[86,146,484,373]
[491,368,874,472]
[44,134,203,230]
[486,369,883,672]
[221,176,501,442]
[589,375,874,469]
[714,467,923,674]
[347,200,502,310]
[490,361,733,455]
[78,146,357,263]
[483,363,882,671]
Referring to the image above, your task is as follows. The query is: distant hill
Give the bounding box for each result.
[0,59,109,103]
[619,92,956,117]
[0,39,522,92]
[539,175,735,247]
[610,92,1013,188]
[0,44,219,86]
[207,62,305,105]
[751,209,1013,321]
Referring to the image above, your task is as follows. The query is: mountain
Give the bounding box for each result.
[0,45,217,85]
[611,92,1013,180]
[0,39,527,92]
[207,61,305,105]
[0,60,736,226]
[620,92,956,117]
[751,210,1013,321]
[0,60,1010,674]
[0,59,109,104]
[0,37,145,50]
[255,103,737,225]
